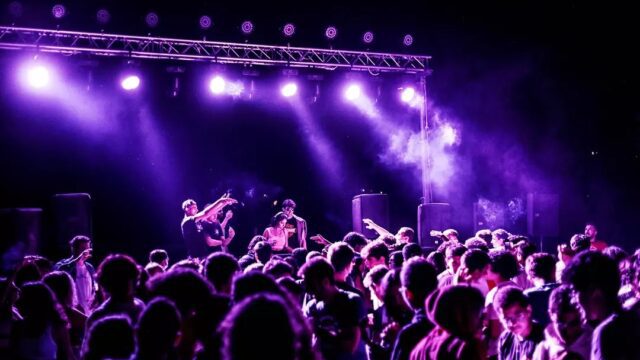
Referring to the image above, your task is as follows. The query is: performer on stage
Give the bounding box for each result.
[181,195,237,259]
[584,223,608,251]
[199,209,236,254]
[263,212,293,253]
[282,199,308,249]
[219,209,235,252]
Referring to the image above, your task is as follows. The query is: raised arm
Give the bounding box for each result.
[220,210,233,235]
[362,218,393,237]
[193,196,237,222]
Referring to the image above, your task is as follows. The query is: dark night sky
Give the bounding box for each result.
[0,0,638,261]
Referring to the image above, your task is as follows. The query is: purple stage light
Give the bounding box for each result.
[26,65,50,89]
[363,31,374,44]
[209,76,226,94]
[241,21,254,35]
[96,9,110,25]
[121,75,140,91]
[283,23,296,37]
[403,34,414,46]
[325,26,337,40]
[401,87,416,103]
[281,82,298,97]
[52,4,66,19]
[145,12,159,28]
[442,125,457,145]
[199,15,212,30]
[8,1,23,18]
[344,84,362,101]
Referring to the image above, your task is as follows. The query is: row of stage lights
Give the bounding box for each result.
[6,2,415,47]
[22,63,422,105]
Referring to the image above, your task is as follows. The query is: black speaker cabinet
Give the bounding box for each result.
[527,193,559,237]
[418,203,451,246]
[352,194,390,239]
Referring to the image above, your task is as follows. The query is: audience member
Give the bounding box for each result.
[494,286,544,360]
[533,285,592,360]
[391,258,437,360]
[300,257,367,360]
[524,253,559,327]
[410,285,486,360]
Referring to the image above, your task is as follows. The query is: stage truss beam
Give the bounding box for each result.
[0,26,430,74]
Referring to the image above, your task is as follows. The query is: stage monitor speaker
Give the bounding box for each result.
[52,193,92,255]
[418,203,451,247]
[0,208,42,273]
[352,194,389,239]
[527,193,559,237]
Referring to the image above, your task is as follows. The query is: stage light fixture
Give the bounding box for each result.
[281,82,298,97]
[199,15,212,30]
[401,87,416,103]
[96,9,110,25]
[26,65,50,89]
[241,21,254,35]
[145,12,159,28]
[209,76,226,94]
[403,34,414,46]
[344,84,362,101]
[51,4,66,19]
[283,23,296,37]
[121,75,141,91]
[325,26,337,40]
[363,31,374,44]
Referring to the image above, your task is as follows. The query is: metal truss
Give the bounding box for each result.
[0,26,430,74]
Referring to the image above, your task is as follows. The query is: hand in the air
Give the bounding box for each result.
[228,227,236,239]
[363,218,374,230]
[225,210,234,220]
[310,234,330,245]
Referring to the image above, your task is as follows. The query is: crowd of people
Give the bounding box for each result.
[1,195,640,360]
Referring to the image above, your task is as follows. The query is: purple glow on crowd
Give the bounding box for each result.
[121,75,141,91]
[209,76,226,94]
[281,82,298,97]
